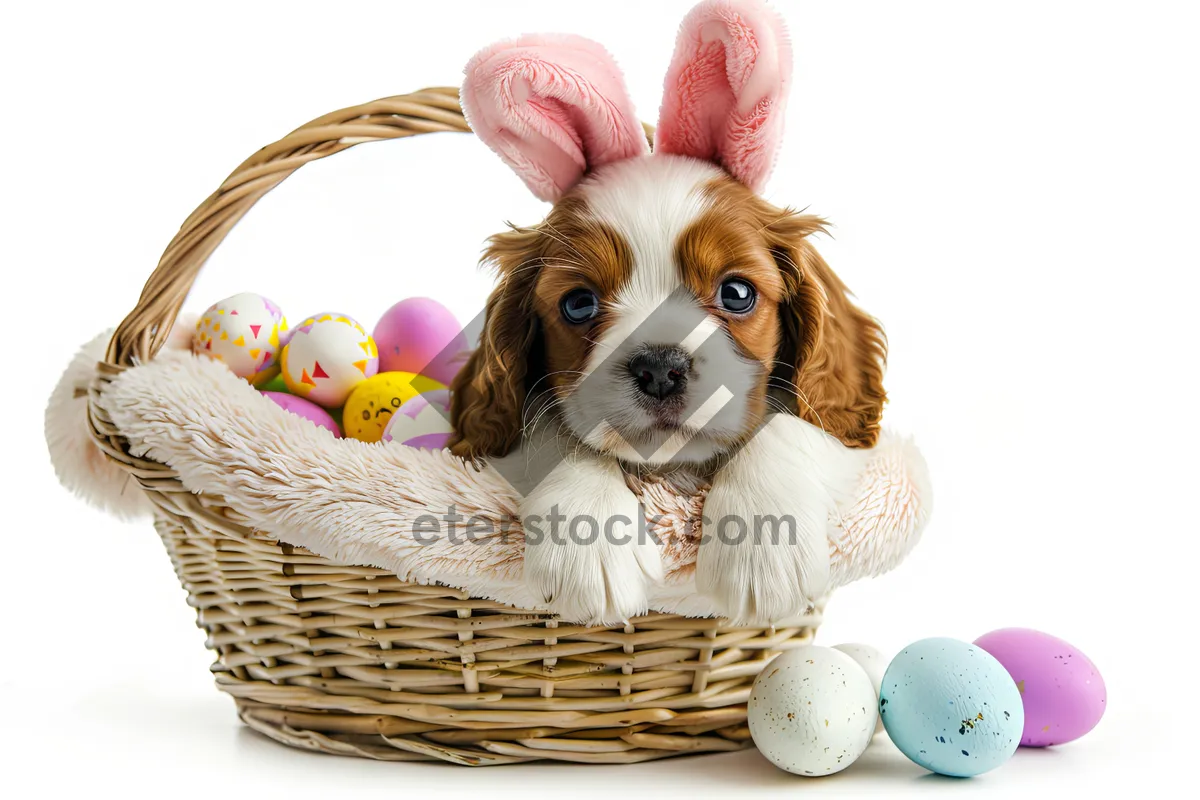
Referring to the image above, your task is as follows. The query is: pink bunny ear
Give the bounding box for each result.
[655,0,793,192]
[461,34,650,203]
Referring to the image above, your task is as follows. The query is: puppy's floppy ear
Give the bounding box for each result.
[449,228,546,460]
[765,211,888,448]
[461,34,650,202]
[655,0,792,192]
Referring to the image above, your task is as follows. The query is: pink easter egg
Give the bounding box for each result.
[974,628,1106,747]
[380,388,453,449]
[374,298,469,386]
[260,391,342,437]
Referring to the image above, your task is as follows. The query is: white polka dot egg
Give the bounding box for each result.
[193,292,287,385]
[748,646,878,776]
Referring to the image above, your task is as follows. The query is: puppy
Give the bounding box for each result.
[450,0,886,624]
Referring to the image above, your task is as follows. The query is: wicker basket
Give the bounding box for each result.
[86,88,820,766]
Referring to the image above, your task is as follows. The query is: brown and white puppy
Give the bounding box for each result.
[450,156,885,622]
[453,1,885,623]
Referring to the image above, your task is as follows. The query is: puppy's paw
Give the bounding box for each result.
[698,484,829,624]
[697,416,839,625]
[520,456,662,625]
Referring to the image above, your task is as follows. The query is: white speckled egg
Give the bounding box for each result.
[748,646,878,776]
[193,292,287,384]
[880,637,1023,777]
[833,643,887,735]
[280,315,378,407]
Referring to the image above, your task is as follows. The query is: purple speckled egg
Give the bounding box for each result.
[380,389,453,450]
[974,628,1105,747]
[260,391,342,438]
[373,298,468,387]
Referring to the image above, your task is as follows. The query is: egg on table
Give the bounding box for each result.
[342,372,446,443]
[833,643,887,735]
[373,297,469,386]
[381,388,454,449]
[193,292,287,384]
[880,637,1023,777]
[280,314,378,407]
[974,628,1105,747]
[748,646,878,777]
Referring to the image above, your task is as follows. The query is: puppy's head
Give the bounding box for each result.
[451,0,885,463]
[450,155,885,462]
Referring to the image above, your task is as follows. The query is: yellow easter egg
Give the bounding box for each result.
[343,372,446,443]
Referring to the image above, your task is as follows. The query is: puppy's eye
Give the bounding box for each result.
[718,278,756,314]
[560,288,599,324]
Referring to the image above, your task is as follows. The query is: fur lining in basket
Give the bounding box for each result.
[59,333,931,618]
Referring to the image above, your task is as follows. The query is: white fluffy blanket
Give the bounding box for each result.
[51,333,931,618]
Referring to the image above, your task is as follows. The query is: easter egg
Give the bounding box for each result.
[259,373,289,393]
[748,646,878,776]
[974,628,1105,747]
[278,311,351,348]
[374,298,469,386]
[833,643,887,734]
[381,388,454,449]
[193,292,287,384]
[880,638,1023,777]
[260,391,341,437]
[342,372,445,443]
[280,314,378,407]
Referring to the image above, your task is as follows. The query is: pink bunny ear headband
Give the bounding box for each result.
[460,0,792,202]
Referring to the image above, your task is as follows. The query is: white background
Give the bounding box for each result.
[4,0,1197,795]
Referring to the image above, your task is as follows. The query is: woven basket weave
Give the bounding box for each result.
[86,88,820,766]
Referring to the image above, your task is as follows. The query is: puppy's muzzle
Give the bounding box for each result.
[628,345,691,401]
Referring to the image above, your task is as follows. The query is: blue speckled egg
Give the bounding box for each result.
[880,637,1023,777]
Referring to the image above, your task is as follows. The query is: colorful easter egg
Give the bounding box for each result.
[748,646,878,777]
[280,315,378,407]
[278,311,351,348]
[381,388,454,449]
[374,298,469,386]
[974,628,1106,747]
[260,391,341,437]
[880,638,1023,777]
[193,292,287,384]
[342,372,445,443]
[833,643,887,734]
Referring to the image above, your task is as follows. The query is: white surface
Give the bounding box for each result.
[3,0,1197,794]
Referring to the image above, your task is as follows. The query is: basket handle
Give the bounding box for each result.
[103,88,472,369]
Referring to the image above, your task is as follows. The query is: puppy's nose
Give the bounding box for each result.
[628,346,691,400]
